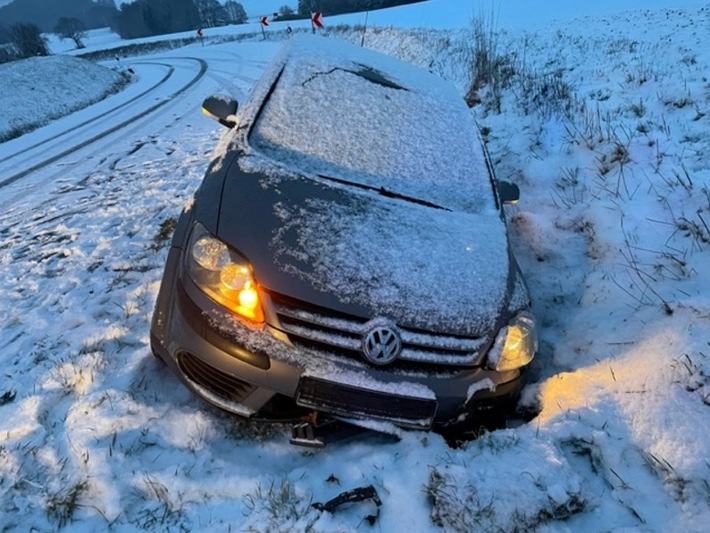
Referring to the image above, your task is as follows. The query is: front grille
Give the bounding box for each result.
[297,376,437,428]
[178,352,256,404]
[268,292,487,367]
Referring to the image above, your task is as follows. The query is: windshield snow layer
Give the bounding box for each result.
[248,35,495,214]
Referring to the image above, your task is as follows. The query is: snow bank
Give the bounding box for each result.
[0,55,128,142]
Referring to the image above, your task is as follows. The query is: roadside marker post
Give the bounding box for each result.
[311,11,324,33]
[260,16,269,39]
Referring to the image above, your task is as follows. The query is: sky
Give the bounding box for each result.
[2,0,710,531]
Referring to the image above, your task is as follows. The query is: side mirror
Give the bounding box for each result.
[497,181,520,204]
[201,95,238,128]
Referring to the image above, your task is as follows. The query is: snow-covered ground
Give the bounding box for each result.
[1,0,710,530]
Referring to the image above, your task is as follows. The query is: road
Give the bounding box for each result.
[0,42,280,433]
[0,43,277,207]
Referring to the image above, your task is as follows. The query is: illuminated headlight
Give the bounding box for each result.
[186,223,264,323]
[487,311,537,372]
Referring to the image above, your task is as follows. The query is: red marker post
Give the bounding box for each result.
[260,15,269,39]
[311,11,324,33]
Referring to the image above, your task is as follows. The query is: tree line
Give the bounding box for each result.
[112,0,247,40]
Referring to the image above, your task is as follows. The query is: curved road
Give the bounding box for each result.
[0,57,207,189]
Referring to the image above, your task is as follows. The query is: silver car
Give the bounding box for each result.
[150,35,537,446]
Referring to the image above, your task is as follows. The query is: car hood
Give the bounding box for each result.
[217,166,511,337]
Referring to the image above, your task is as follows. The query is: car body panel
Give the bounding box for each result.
[150,35,535,434]
[216,160,510,337]
[151,248,523,427]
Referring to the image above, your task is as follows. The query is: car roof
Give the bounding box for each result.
[242,35,496,214]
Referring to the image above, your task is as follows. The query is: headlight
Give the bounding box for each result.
[487,311,537,372]
[186,223,264,323]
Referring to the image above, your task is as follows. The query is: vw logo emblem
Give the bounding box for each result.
[362,324,402,365]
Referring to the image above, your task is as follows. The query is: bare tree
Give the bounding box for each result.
[223,0,248,24]
[54,17,87,49]
[8,23,49,58]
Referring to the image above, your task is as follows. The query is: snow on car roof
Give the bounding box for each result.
[247,35,495,214]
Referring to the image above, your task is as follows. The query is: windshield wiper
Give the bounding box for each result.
[317,174,450,211]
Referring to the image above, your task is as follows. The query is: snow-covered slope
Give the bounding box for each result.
[0,55,128,142]
[1,0,710,531]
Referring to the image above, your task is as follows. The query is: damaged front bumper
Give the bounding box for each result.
[151,247,524,437]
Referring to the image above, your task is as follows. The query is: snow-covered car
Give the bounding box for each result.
[150,35,537,445]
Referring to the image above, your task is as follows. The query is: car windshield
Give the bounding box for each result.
[248,37,497,214]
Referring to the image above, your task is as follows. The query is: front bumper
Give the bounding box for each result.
[151,247,524,429]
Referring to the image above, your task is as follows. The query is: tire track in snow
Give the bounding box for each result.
[0,49,260,217]
[0,57,207,190]
[0,63,175,166]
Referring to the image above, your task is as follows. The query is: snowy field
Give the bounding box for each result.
[1,0,710,530]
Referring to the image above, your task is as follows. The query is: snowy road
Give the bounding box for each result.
[0,58,207,189]
[0,42,279,384]
[0,45,276,201]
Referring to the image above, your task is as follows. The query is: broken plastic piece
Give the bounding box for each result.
[312,485,382,513]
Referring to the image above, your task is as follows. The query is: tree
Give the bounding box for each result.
[54,17,87,49]
[296,0,424,17]
[278,5,294,17]
[112,0,201,39]
[299,0,327,17]
[8,23,49,58]
[164,0,201,33]
[297,0,313,16]
[0,25,10,44]
[195,0,229,28]
[112,1,150,38]
[83,0,120,29]
[223,1,247,24]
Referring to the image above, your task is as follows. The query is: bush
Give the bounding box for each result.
[0,44,17,64]
[8,23,48,58]
[464,11,515,112]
